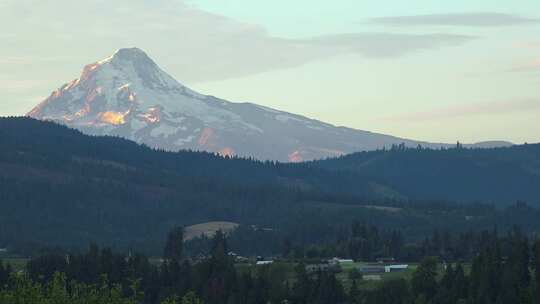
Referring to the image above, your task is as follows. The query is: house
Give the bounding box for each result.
[0,248,7,253]
[256,260,274,266]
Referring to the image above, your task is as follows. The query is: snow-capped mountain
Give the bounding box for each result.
[28,48,511,161]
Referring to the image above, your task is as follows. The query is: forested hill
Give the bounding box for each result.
[1,117,540,255]
[313,142,540,204]
[0,117,379,197]
[0,117,384,253]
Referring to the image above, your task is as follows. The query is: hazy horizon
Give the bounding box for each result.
[1,0,539,144]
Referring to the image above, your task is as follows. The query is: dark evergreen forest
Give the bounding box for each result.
[1,117,540,255]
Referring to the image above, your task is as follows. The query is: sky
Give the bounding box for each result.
[1,0,539,144]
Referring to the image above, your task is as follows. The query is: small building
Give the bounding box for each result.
[256,260,274,266]
[0,248,7,253]
[360,265,386,274]
[384,264,409,273]
[329,257,354,264]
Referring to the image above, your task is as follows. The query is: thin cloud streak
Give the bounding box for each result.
[369,13,540,27]
[508,59,540,73]
[381,99,540,122]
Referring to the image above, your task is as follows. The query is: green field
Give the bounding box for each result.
[337,262,419,290]
[235,260,422,291]
[1,258,29,272]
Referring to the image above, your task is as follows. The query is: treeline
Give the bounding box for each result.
[0,273,203,304]
[294,223,518,263]
[3,228,540,303]
[2,231,345,304]
[0,261,10,288]
[360,228,540,304]
[186,217,540,264]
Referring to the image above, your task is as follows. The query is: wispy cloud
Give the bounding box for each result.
[307,33,474,58]
[370,13,540,27]
[381,99,540,122]
[514,41,540,49]
[0,0,477,83]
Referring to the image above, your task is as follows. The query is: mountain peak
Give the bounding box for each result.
[28,49,513,162]
[110,47,152,63]
[89,47,181,90]
[98,47,157,70]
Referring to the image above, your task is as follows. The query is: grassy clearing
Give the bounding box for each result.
[184,221,239,241]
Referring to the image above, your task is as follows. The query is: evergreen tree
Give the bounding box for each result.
[349,279,361,304]
[532,239,540,283]
[201,230,237,304]
[292,263,311,304]
[181,291,203,304]
[411,257,438,302]
[369,279,411,304]
[0,260,8,288]
[452,263,468,301]
[164,227,185,262]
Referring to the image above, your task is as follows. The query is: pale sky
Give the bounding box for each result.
[1,0,539,144]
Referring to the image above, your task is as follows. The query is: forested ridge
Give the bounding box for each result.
[1,117,540,255]
[315,142,540,204]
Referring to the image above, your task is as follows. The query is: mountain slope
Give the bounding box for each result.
[27,48,511,162]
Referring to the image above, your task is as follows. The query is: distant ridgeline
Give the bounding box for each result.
[0,117,540,255]
[313,141,540,204]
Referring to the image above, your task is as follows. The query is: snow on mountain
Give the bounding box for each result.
[28,48,512,162]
